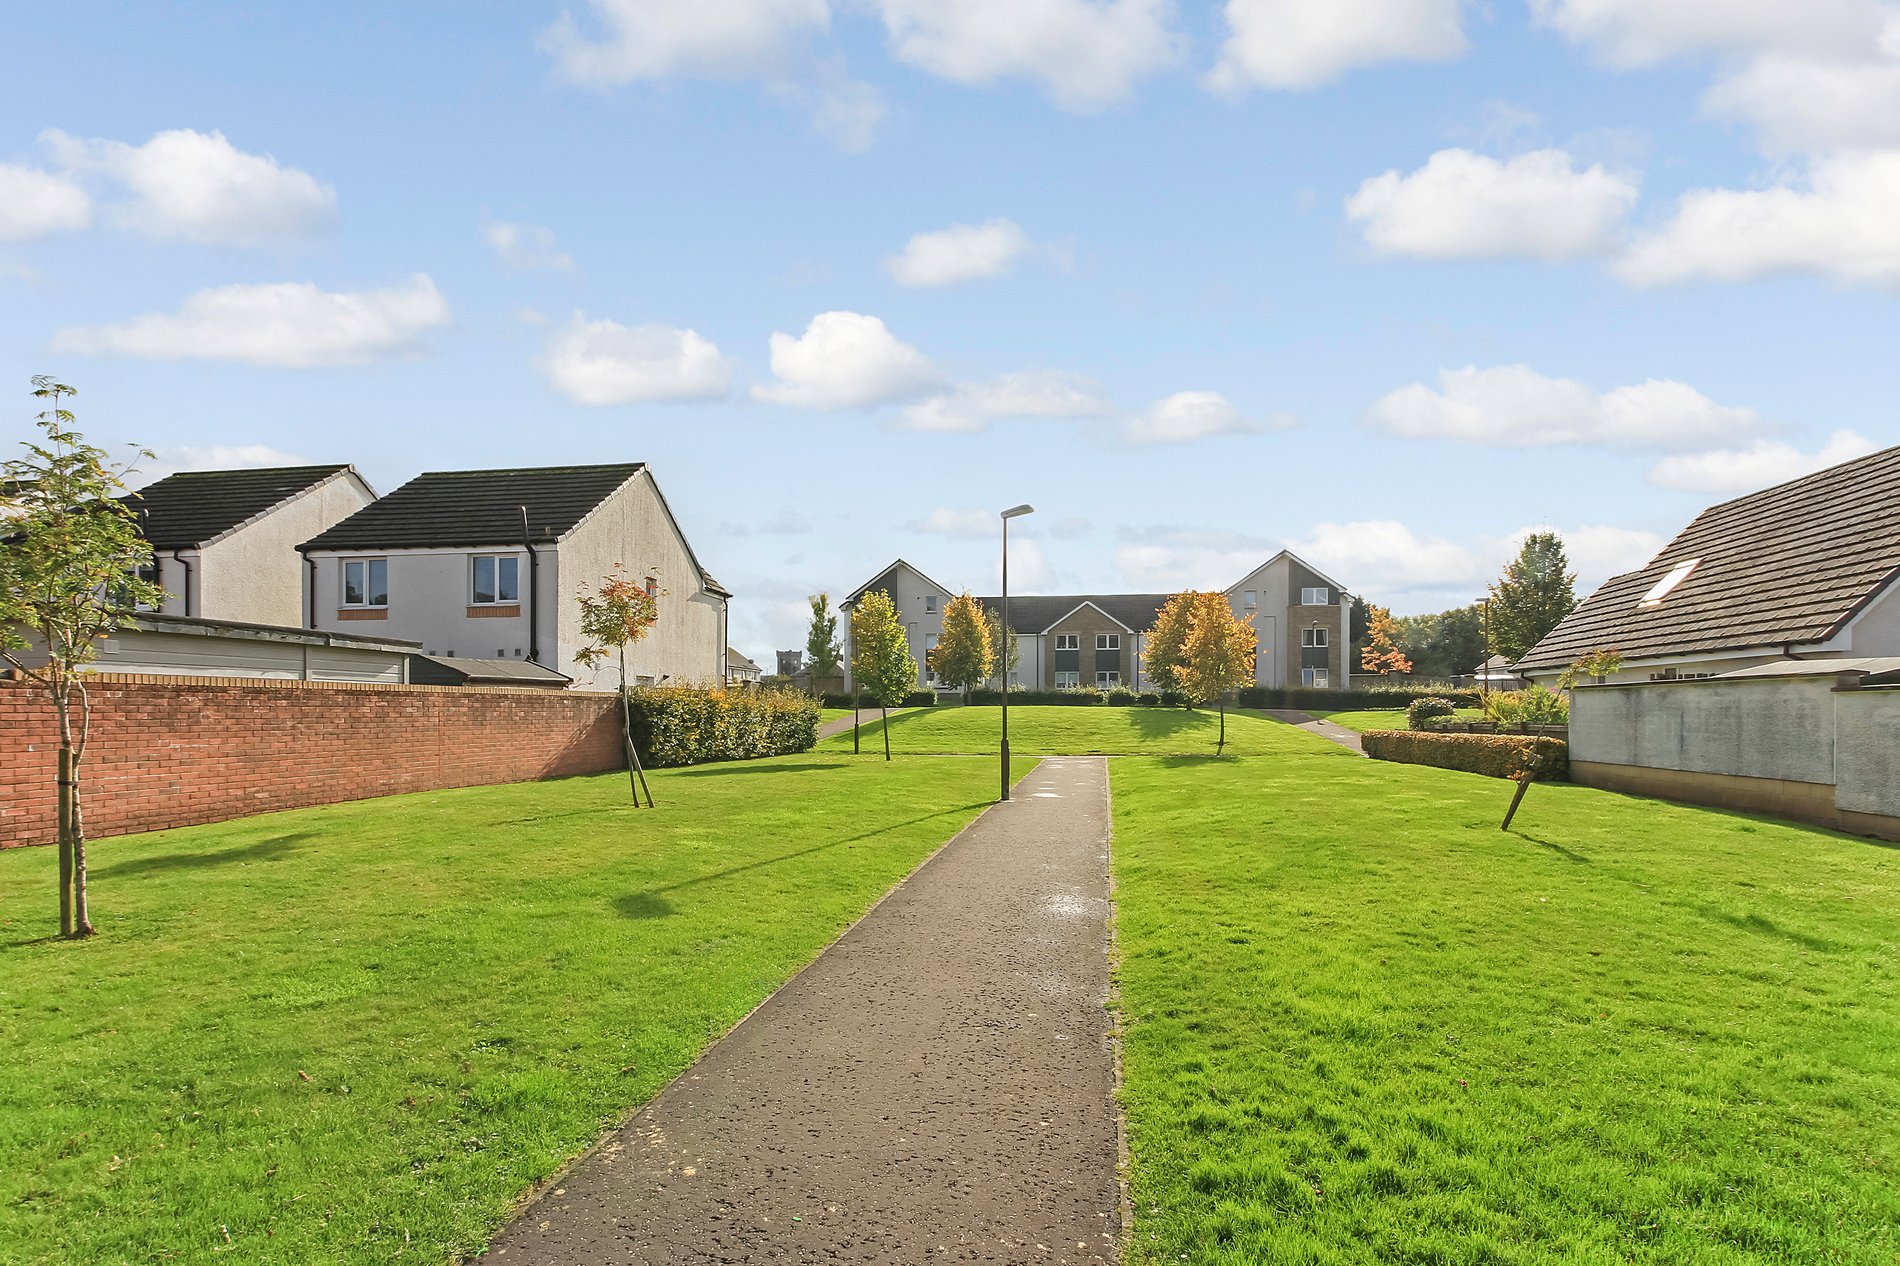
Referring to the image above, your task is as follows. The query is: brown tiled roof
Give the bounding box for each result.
[1516,444,1900,672]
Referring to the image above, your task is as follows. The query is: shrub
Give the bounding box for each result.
[1362,731,1568,781]
[1137,692,1162,706]
[1104,687,1144,707]
[1238,686,1483,710]
[1482,685,1569,726]
[626,686,820,768]
[1406,696,1457,729]
[960,688,1107,706]
[820,690,936,709]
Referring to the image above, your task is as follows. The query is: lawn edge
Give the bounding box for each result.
[1101,759,1136,1262]
[463,755,1048,1262]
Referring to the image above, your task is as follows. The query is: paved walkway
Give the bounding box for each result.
[815,708,914,742]
[483,757,1121,1265]
[1258,708,1368,755]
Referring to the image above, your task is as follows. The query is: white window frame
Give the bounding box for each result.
[1301,586,1330,605]
[470,553,520,605]
[1242,590,1257,610]
[925,594,937,613]
[342,557,388,608]
[1302,667,1331,688]
[1055,633,1080,651]
[1096,670,1121,687]
[1054,670,1081,688]
[1302,627,1329,648]
[925,633,940,683]
[1096,633,1120,651]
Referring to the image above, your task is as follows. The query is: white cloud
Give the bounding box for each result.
[483,221,573,271]
[1526,0,1886,67]
[0,164,90,240]
[1346,148,1638,260]
[539,0,830,83]
[994,536,1055,591]
[801,74,887,153]
[887,218,1031,286]
[44,128,335,244]
[871,0,1182,110]
[1706,52,1900,152]
[125,443,313,492]
[1619,151,1900,289]
[1114,527,1276,590]
[912,507,999,538]
[753,310,939,409]
[1646,429,1877,494]
[1369,364,1760,449]
[51,274,450,368]
[1125,390,1278,443]
[1207,0,1467,94]
[899,369,1111,433]
[1549,524,1669,585]
[541,314,731,405]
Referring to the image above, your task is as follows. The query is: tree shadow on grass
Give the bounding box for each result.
[613,803,986,918]
[91,832,318,879]
[1692,905,1843,953]
[665,762,847,777]
[1508,831,1594,865]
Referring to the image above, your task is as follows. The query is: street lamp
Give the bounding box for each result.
[999,503,1034,801]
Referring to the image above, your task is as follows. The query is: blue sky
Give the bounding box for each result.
[5,1,1897,664]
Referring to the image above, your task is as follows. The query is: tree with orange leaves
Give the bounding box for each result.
[1173,591,1258,754]
[1360,604,1413,675]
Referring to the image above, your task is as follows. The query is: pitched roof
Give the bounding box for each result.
[976,593,1174,634]
[406,654,572,688]
[1516,444,1900,672]
[125,465,355,549]
[300,463,644,551]
[725,647,761,672]
[846,558,952,605]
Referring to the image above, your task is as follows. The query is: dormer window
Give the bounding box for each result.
[1639,559,1699,609]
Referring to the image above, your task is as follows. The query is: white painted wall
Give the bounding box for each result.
[843,562,950,690]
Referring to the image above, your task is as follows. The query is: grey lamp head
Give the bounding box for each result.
[1000,504,1035,520]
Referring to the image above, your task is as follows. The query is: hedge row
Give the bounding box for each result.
[820,691,938,709]
[1361,730,1569,781]
[961,688,1184,707]
[626,686,820,768]
[1238,686,1484,710]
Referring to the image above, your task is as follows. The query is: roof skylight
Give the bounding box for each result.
[1638,558,1699,609]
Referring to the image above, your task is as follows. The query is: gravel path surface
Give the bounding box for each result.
[482,756,1120,1265]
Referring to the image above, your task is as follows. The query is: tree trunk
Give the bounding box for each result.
[56,746,74,938]
[1218,702,1226,756]
[881,705,891,762]
[1501,772,1533,830]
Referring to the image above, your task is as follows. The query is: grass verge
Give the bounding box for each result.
[819,704,1341,757]
[0,754,1015,1265]
[1111,755,1900,1263]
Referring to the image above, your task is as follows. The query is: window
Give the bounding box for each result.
[925,594,937,613]
[1301,586,1330,605]
[925,634,939,682]
[1055,633,1080,651]
[1242,589,1257,609]
[1055,671,1081,688]
[470,554,519,604]
[343,558,388,606]
[1302,667,1331,688]
[1096,670,1121,687]
[1302,627,1329,648]
[1638,558,1699,609]
[1096,633,1120,651]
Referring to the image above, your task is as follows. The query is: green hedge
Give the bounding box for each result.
[626,686,820,768]
[1239,686,1483,710]
[1361,730,1568,780]
[959,688,1167,706]
[820,691,937,709]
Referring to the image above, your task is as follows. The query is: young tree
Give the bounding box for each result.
[0,378,164,938]
[849,589,914,762]
[984,607,1019,688]
[804,592,842,694]
[1174,591,1258,753]
[573,566,663,806]
[1360,604,1413,675]
[1488,532,1578,660]
[1144,590,1198,698]
[929,592,992,701]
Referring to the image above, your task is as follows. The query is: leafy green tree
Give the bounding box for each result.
[929,592,992,701]
[0,379,165,938]
[804,592,842,692]
[1174,591,1258,754]
[1488,532,1578,661]
[849,589,913,762]
[984,607,1020,687]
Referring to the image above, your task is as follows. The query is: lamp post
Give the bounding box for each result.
[999,503,1034,801]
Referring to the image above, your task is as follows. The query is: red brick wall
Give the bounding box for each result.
[0,675,623,848]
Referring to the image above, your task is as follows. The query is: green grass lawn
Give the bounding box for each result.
[820,703,1338,756]
[0,755,1017,1265]
[1111,754,1900,1264]
[1307,706,1484,732]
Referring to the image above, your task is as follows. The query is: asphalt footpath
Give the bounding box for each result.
[481,755,1121,1265]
